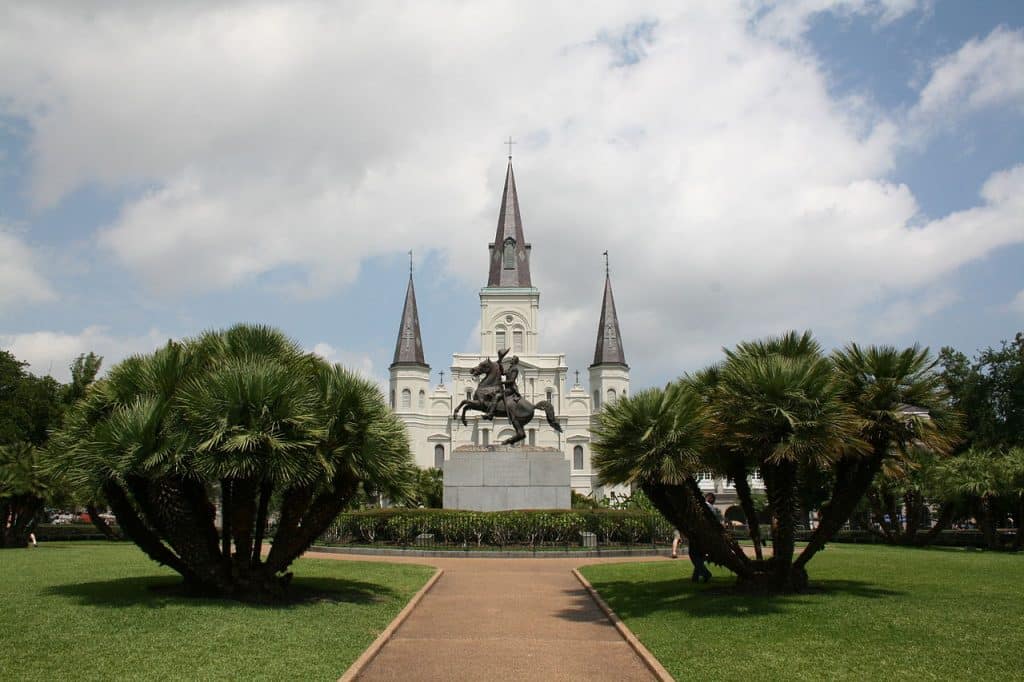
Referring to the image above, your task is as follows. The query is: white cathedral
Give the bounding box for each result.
[387,159,629,499]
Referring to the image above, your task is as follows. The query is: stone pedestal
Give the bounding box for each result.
[443,445,571,511]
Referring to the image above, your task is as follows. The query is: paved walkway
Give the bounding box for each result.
[306,551,663,681]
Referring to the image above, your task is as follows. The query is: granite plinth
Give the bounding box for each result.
[443,447,571,511]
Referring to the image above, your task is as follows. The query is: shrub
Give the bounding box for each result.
[324,508,671,548]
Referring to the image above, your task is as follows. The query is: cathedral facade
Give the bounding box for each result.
[387,160,629,499]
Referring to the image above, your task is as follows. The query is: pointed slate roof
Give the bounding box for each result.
[591,273,628,368]
[487,160,533,287]
[391,273,428,368]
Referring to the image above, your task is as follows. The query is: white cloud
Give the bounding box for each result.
[0,2,1021,383]
[911,26,1024,125]
[0,326,167,382]
[310,342,378,381]
[0,230,56,311]
[752,0,924,41]
[1007,290,1024,316]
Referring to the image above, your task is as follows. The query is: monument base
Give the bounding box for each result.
[443,445,571,511]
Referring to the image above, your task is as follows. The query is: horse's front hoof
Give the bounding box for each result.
[461,418,468,427]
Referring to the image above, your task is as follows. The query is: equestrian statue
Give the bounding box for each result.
[452,348,563,446]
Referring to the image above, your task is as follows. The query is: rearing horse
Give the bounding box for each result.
[452,357,563,446]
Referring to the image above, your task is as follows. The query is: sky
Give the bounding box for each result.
[1,0,1022,391]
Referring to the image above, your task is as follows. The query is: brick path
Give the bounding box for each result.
[306,551,664,681]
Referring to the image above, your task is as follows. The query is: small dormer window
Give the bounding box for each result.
[503,238,516,269]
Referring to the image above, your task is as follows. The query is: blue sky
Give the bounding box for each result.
[1,1,1022,389]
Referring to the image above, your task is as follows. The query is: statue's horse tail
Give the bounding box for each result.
[533,400,563,433]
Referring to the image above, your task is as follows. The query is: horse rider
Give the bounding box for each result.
[485,349,521,421]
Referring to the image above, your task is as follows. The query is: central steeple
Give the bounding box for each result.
[487,159,532,288]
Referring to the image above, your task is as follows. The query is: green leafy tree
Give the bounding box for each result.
[0,350,63,448]
[940,333,1024,450]
[54,324,415,600]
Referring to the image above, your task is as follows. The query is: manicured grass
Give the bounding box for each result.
[0,542,434,681]
[581,544,1024,680]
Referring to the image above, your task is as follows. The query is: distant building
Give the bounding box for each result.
[387,160,629,499]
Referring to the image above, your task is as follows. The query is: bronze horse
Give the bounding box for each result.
[452,357,562,445]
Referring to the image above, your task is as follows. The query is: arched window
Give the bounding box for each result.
[593,390,600,409]
[573,445,584,470]
[401,388,411,409]
[390,391,395,409]
[434,444,445,469]
[503,237,516,269]
[513,329,523,352]
[418,390,426,409]
[606,388,617,404]
[495,328,506,352]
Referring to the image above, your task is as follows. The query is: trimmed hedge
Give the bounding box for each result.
[33,524,124,542]
[321,508,675,548]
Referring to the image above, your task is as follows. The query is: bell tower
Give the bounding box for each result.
[388,258,431,415]
[588,257,629,411]
[479,159,540,356]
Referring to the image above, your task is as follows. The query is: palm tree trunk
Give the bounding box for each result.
[915,502,955,547]
[221,479,232,557]
[125,475,225,589]
[763,461,800,588]
[641,479,753,579]
[229,479,257,575]
[1014,498,1023,551]
[729,460,763,561]
[86,502,118,540]
[795,453,883,572]
[866,490,896,544]
[103,481,197,582]
[979,496,999,550]
[2,496,42,548]
[265,470,361,574]
[251,482,272,566]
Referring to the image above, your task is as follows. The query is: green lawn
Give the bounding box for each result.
[0,542,434,681]
[581,544,1024,680]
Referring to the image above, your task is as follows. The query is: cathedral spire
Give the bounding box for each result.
[487,159,532,287]
[591,263,627,368]
[391,268,428,368]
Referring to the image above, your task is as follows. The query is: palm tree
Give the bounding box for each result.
[713,332,863,589]
[55,324,415,600]
[863,445,956,546]
[592,382,755,579]
[933,447,1021,550]
[795,344,959,570]
[0,442,61,548]
[596,332,863,591]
